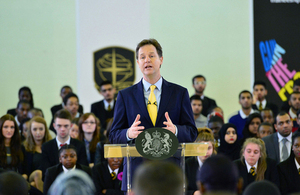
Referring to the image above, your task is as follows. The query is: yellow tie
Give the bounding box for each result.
[111,172,116,180]
[298,168,300,175]
[147,85,157,126]
[250,167,256,176]
[108,104,112,111]
[259,102,263,111]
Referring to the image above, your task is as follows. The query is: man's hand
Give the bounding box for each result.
[127,114,145,139]
[163,112,176,134]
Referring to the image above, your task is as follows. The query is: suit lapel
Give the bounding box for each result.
[273,134,280,163]
[157,79,173,124]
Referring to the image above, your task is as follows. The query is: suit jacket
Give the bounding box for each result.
[92,161,123,195]
[277,155,300,195]
[201,96,217,117]
[91,100,115,131]
[185,157,199,195]
[6,108,17,116]
[234,158,279,191]
[262,133,280,164]
[43,163,91,195]
[41,138,88,179]
[109,78,198,190]
[252,101,278,116]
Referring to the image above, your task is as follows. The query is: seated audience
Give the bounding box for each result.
[281,78,300,113]
[243,180,280,195]
[92,157,123,195]
[234,138,279,192]
[24,116,52,192]
[190,95,207,128]
[14,100,31,127]
[240,113,263,145]
[185,128,215,195]
[196,155,242,195]
[63,93,82,120]
[69,118,80,139]
[260,108,275,124]
[78,113,100,167]
[48,169,95,195]
[0,114,26,178]
[277,132,300,195]
[218,123,241,161]
[207,115,224,149]
[257,122,274,139]
[44,144,92,195]
[288,92,300,132]
[132,161,184,195]
[19,117,31,142]
[41,109,88,179]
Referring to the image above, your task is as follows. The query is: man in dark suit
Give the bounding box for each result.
[91,80,116,134]
[109,39,198,191]
[262,112,293,164]
[192,75,217,117]
[49,85,84,131]
[252,80,278,116]
[43,144,91,195]
[41,109,88,179]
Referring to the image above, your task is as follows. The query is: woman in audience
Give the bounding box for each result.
[23,116,52,192]
[78,113,100,167]
[19,117,31,142]
[218,123,241,161]
[277,133,300,195]
[185,128,215,195]
[240,113,263,145]
[234,137,279,192]
[69,118,80,139]
[0,114,26,178]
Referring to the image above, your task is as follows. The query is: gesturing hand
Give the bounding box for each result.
[127,114,145,139]
[163,112,176,134]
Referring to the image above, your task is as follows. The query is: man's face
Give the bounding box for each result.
[108,158,123,171]
[19,90,31,101]
[54,118,71,140]
[64,97,79,115]
[253,84,267,101]
[261,110,274,124]
[137,44,163,80]
[16,103,31,121]
[60,87,72,100]
[258,125,273,139]
[297,113,300,126]
[275,114,292,137]
[293,85,300,92]
[239,92,252,109]
[208,122,222,140]
[289,94,300,112]
[100,84,115,102]
[193,77,206,94]
[191,99,203,116]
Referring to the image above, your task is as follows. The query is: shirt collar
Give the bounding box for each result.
[197,156,204,169]
[108,164,119,174]
[256,99,266,108]
[294,158,300,170]
[239,109,255,119]
[62,164,76,173]
[245,160,258,173]
[289,108,297,119]
[277,132,292,143]
[104,99,114,109]
[142,77,162,92]
[56,136,71,149]
[14,115,20,126]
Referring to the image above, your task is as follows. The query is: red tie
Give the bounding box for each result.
[60,143,67,147]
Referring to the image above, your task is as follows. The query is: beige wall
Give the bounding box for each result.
[0,0,252,125]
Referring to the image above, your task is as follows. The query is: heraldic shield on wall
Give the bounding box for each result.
[136,128,179,160]
[94,46,135,93]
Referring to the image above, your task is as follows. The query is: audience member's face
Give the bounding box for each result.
[193,77,206,94]
[60,87,72,100]
[191,99,203,116]
[297,113,300,126]
[248,117,261,135]
[19,90,31,101]
[27,110,43,119]
[292,137,300,159]
[261,110,274,124]
[31,121,45,142]
[65,97,79,116]
[16,103,31,121]
[275,114,292,137]
[137,44,162,80]
[82,115,96,134]
[293,85,300,92]
[108,158,123,171]
[198,141,213,162]
[258,125,273,138]
[69,124,79,139]
[100,84,115,102]
[54,118,71,140]
[208,122,222,140]
[59,149,77,169]
[239,92,252,109]
[22,121,29,138]
[224,127,237,144]
[243,143,260,166]
[253,84,267,101]
[2,120,15,141]
[289,93,300,112]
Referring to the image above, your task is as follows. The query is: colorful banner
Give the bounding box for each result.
[254,0,300,105]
